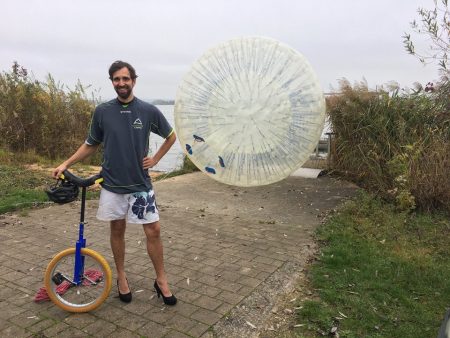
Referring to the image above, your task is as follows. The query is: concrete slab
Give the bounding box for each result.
[290,168,324,178]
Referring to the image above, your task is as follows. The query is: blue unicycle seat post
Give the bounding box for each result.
[73,186,87,285]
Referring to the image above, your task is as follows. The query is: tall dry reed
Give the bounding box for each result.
[0,62,101,162]
[327,79,449,212]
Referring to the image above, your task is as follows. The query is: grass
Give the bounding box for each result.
[293,191,450,337]
[0,164,52,213]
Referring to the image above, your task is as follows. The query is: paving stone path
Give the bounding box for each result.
[0,172,356,337]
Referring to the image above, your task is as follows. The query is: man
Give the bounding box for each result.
[52,61,177,305]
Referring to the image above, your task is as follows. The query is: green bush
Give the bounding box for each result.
[327,79,449,212]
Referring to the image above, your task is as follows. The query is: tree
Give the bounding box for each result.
[403,0,450,78]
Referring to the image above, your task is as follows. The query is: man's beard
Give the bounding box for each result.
[115,86,132,100]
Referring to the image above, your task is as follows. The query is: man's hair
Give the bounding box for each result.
[108,60,138,80]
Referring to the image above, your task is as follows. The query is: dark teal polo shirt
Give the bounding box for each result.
[86,97,173,193]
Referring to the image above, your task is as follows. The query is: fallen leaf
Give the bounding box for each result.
[245,321,257,329]
[338,311,348,318]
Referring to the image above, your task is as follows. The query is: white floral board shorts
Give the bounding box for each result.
[96,188,159,224]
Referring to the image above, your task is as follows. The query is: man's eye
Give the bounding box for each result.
[113,77,131,82]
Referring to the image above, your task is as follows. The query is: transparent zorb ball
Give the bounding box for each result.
[175,36,325,187]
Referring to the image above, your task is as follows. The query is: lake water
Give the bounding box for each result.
[149,105,184,172]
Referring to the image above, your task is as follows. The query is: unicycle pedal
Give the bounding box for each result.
[52,272,64,285]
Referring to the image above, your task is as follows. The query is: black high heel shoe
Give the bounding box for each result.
[154,280,177,306]
[117,278,132,303]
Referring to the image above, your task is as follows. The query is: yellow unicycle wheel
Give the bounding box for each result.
[44,248,112,313]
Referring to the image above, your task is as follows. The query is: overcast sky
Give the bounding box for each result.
[1,0,440,100]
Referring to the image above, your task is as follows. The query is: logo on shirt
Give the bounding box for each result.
[120,110,131,114]
[132,118,143,129]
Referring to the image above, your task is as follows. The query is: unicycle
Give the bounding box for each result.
[44,170,112,312]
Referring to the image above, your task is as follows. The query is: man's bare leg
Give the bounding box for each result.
[143,221,172,296]
[110,219,130,294]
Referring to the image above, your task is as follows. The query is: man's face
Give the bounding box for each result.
[112,67,135,100]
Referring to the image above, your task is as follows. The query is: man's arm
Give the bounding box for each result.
[52,143,99,178]
[143,132,176,169]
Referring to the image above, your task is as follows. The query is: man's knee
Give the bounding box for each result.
[143,221,161,238]
[110,219,126,236]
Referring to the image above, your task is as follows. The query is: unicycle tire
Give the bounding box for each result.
[44,248,112,312]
